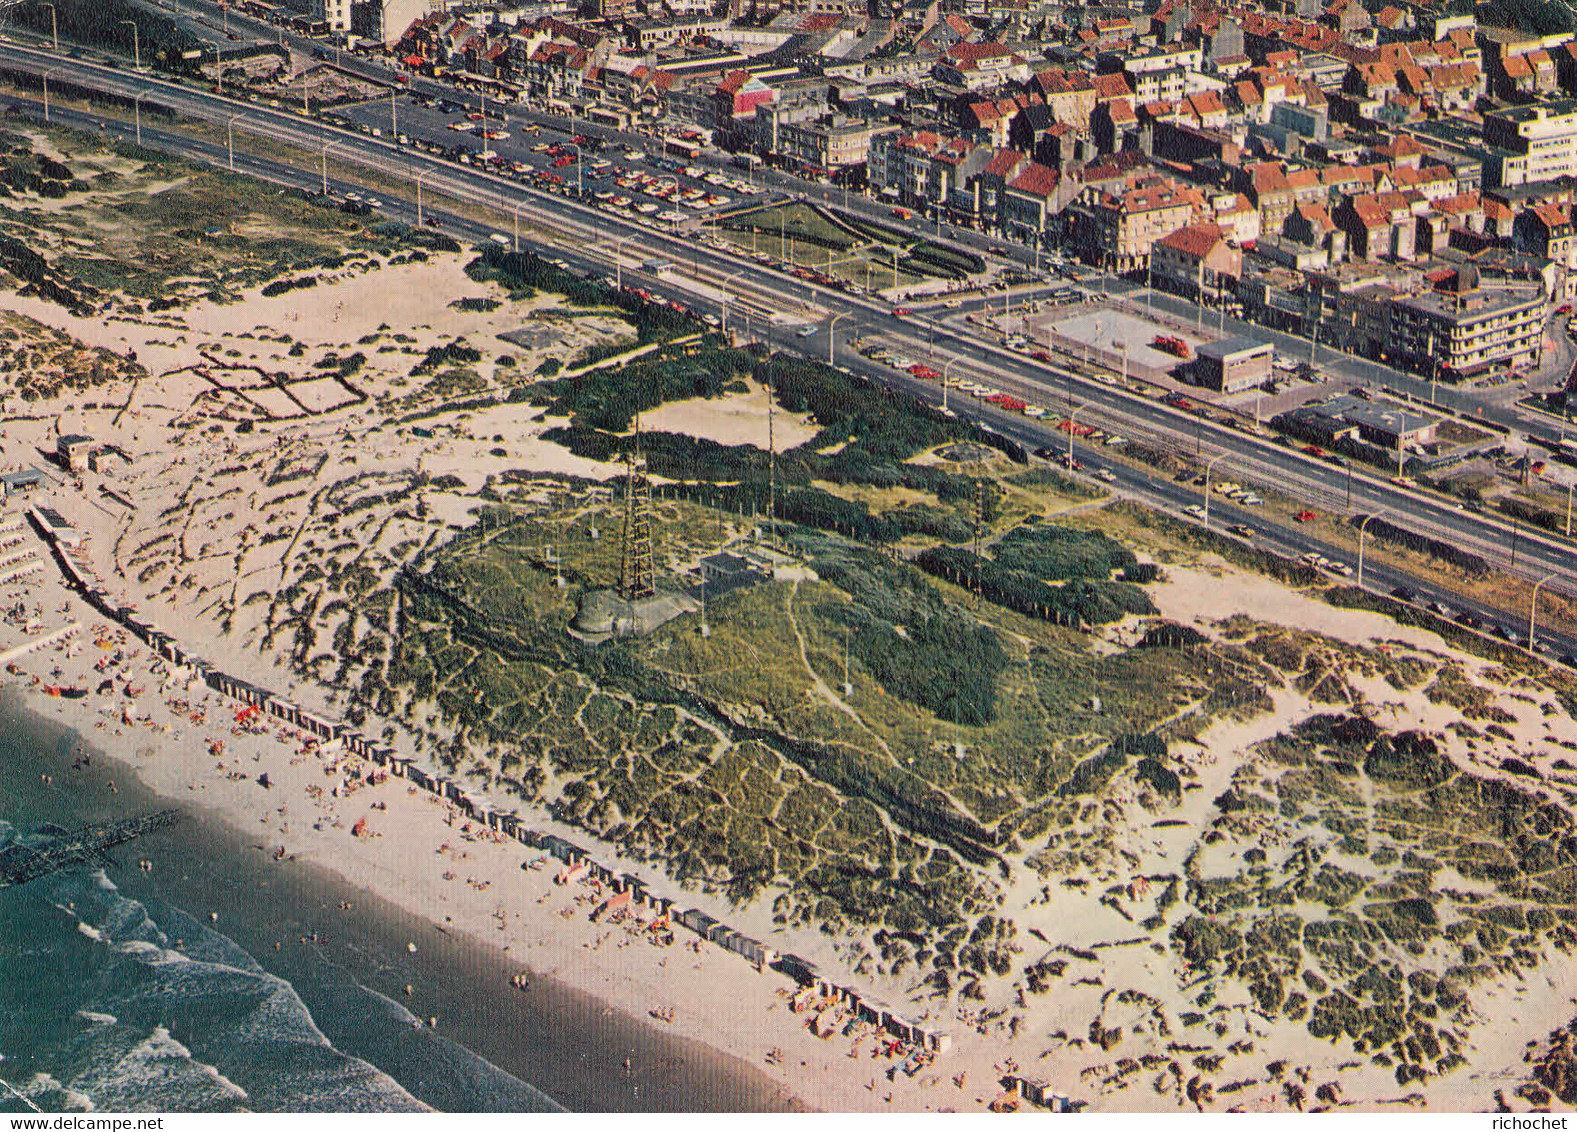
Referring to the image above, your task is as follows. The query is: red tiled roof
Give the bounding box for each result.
[1155,220,1223,258]
[1007,161,1059,198]
[1093,73,1133,100]
[1106,98,1137,124]
[982,147,1027,177]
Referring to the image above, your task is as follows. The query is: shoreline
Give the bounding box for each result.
[0,687,808,1113]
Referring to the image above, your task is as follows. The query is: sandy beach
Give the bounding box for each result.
[1,164,1575,1110]
[5,501,1577,1111]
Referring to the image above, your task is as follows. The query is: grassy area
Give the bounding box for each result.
[719,201,931,289]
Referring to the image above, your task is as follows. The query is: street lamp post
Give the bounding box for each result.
[1202,452,1229,529]
[720,269,747,336]
[201,40,225,93]
[1067,405,1084,468]
[41,67,60,122]
[828,312,851,366]
[40,3,58,53]
[131,90,146,146]
[942,355,963,412]
[413,167,438,227]
[1357,510,1385,589]
[319,140,336,197]
[391,87,398,138]
[1530,573,1557,654]
[613,236,627,290]
[1567,479,1574,538]
[120,21,142,72]
[564,142,582,197]
[226,113,243,172]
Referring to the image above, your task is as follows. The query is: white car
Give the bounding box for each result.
[1184,504,1206,519]
[796,325,818,337]
[1095,468,1116,482]
[1241,494,1263,506]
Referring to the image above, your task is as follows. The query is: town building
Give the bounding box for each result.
[1191,335,1273,392]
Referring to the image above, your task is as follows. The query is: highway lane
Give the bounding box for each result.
[40,0,1577,442]
[10,43,1577,630]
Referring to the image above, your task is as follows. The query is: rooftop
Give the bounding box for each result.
[1197,335,1271,359]
[1319,393,1441,437]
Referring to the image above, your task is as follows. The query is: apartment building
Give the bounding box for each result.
[1483,99,1577,186]
[1151,221,1241,300]
[772,116,896,171]
[1065,177,1203,270]
[1386,267,1544,377]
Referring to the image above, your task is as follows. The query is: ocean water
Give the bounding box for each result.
[0,694,800,1113]
[0,821,559,1113]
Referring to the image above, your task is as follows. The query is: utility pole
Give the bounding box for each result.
[40,2,58,53]
[131,90,145,147]
[767,369,778,548]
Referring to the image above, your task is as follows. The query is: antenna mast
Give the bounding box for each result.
[619,416,655,600]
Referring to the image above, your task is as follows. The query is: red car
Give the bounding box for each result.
[1559,304,1573,315]
[1030,350,1051,363]
[892,307,912,318]
[1294,510,1317,522]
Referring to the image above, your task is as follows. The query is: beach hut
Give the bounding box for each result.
[678,908,719,938]
[775,953,819,986]
[298,710,341,741]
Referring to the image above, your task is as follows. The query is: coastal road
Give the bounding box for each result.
[29,0,1577,443]
[9,43,1577,653]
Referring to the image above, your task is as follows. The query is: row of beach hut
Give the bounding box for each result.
[39,523,954,1058]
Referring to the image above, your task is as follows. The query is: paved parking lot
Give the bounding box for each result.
[330,94,771,224]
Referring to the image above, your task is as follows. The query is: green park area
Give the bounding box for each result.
[717,200,984,292]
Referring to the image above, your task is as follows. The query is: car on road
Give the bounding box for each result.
[1294,509,1316,522]
[891,307,913,318]
[1184,504,1206,519]
[1095,468,1116,482]
[796,324,817,337]
[1228,524,1253,538]
[944,298,962,308]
